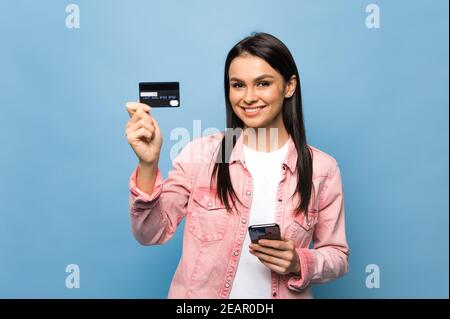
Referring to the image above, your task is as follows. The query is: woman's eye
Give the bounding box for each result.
[231,81,270,88]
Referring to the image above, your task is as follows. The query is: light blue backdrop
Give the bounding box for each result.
[0,0,448,298]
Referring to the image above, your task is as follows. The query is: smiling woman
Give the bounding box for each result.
[215,32,311,218]
[229,60,296,124]
[126,32,349,299]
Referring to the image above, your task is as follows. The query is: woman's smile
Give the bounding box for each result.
[240,105,267,117]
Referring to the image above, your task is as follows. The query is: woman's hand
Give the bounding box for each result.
[125,102,163,165]
[249,238,301,276]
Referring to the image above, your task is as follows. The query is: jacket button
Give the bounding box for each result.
[207,202,212,207]
[241,218,247,224]
[234,250,239,256]
[225,283,230,288]
[246,191,251,195]
[272,292,277,297]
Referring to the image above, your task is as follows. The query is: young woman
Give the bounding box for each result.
[125,32,349,299]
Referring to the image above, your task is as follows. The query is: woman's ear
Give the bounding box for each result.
[284,75,297,98]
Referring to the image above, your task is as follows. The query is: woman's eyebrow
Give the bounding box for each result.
[229,74,275,82]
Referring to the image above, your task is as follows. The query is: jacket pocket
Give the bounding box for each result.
[286,210,318,247]
[188,187,229,242]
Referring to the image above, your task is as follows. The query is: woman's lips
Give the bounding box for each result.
[240,105,267,117]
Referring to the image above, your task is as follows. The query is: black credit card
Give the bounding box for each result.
[139,82,180,107]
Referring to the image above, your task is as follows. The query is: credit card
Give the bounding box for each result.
[139,82,180,107]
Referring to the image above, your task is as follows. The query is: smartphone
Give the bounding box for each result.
[248,223,281,244]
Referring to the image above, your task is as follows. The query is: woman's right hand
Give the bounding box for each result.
[125,102,163,165]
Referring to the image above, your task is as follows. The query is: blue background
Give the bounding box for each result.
[0,0,448,298]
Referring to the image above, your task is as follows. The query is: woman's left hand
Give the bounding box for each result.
[249,238,301,276]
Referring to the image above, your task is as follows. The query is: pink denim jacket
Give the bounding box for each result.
[128,132,349,299]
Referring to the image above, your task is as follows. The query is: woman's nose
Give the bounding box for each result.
[243,88,258,104]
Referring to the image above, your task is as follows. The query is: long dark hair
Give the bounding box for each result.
[211,32,313,216]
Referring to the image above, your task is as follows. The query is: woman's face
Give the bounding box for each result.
[228,54,296,130]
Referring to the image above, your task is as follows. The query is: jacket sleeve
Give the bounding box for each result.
[287,164,350,291]
[128,140,198,245]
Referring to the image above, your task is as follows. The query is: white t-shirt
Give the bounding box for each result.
[229,140,289,299]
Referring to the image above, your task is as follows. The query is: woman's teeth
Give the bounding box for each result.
[242,106,265,115]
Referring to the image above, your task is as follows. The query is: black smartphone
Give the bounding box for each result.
[248,223,281,244]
